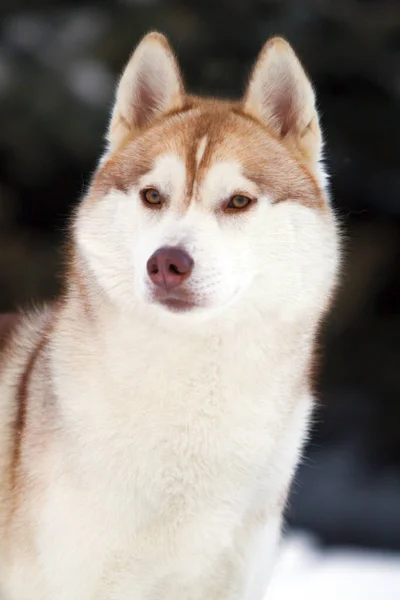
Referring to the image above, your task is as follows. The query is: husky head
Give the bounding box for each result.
[75,33,339,325]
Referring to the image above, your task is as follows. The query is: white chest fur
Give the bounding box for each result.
[25,309,313,600]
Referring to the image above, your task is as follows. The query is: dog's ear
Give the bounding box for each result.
[244,37,321,168]
[107,32,184,152]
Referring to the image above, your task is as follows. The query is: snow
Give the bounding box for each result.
[267,533,400,600]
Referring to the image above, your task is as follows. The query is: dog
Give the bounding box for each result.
[0,32,340,599]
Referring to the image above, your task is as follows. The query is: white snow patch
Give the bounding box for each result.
[267,533,400,600]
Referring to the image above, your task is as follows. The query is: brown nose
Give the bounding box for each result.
[147,246,194,289]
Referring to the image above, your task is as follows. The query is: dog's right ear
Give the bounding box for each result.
[106,32,184,152]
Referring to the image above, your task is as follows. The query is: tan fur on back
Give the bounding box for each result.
[0,32,340,600]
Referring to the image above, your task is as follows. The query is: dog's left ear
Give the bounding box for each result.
[244,37,321,168]
[107,32,184,152]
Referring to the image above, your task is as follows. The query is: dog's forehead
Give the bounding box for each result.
[132,113,261,206]
[144,109,318,204]
[157,107,275,168]
[138,109,286,192]
[93,106,320,206]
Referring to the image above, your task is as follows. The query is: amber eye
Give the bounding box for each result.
[225,195,253,211]
[142,188,163,207]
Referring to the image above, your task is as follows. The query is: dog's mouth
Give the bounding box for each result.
[151,290,197,313]
[160,297,195,312]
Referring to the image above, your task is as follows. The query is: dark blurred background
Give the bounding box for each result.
[0,0,399,552]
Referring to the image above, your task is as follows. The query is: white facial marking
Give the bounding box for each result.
[200,161,262,209]
[195,136,208,168]
[139,153,186,200]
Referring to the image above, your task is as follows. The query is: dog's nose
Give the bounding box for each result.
[147,246,194,289]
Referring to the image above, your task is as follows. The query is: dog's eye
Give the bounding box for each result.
[142,188,163,207]
[225,195,253,211]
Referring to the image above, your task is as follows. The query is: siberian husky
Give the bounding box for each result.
[0,32,340,599]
